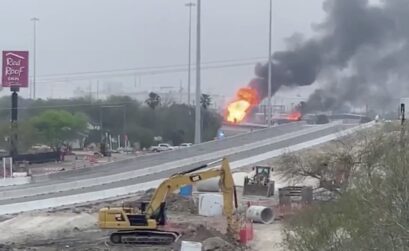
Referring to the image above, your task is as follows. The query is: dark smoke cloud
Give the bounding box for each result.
[250,0,409,112]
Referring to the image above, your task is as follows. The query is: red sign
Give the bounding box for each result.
[2,51,29,88]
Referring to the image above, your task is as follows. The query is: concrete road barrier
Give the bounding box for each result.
[0,177,31,187]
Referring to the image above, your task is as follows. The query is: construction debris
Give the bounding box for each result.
[130,188,198,214]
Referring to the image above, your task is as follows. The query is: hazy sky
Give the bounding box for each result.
[0,0,325,100]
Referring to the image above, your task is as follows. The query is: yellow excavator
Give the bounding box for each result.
[98,158,239,245]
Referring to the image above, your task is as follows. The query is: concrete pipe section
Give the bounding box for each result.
[246,206,274,224]
[197,178,220,192]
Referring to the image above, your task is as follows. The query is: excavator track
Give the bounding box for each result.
[110,230,181,245]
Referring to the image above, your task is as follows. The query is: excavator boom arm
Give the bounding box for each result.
[146,158,236,226]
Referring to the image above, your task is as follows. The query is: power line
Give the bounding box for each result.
[36,61,260,84]
[0,102,134,111]
[35,56,265,79]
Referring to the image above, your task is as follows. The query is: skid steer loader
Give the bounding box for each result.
[243,166,275,197]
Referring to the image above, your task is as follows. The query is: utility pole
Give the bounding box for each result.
[186,2,195,106]
[96,80,100,100]
[123,105,127,148]
[194,0,201,144]
[267,0,273,127]
[400,103,405,148]
[30,17,39,99]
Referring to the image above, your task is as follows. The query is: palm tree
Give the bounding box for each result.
[200,94,211,110]
[145,92,161,110]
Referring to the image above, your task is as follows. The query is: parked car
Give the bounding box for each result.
[150,143,175,152]
[117,147,134,153]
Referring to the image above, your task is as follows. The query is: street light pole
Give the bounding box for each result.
[267,0,273,127]
[186,2,195,106]
[30,17,39,100]
[194,0,201,144]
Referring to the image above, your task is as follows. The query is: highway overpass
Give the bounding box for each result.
[0,121,373,215]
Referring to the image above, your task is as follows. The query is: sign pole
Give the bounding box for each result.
[8,157,12,178]
[2,158,5,180]
[10,87,19,158]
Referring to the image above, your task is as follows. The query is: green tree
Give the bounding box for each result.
[145,92,161,110]
[30,110,88,148]
[0,95,223,150]
[127,125,154,149]
[0,122,43,153]
[200,93,212,110]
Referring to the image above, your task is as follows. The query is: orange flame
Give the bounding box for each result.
[226,87,259,123]
[287,111,302,121]
[227,100,251,123]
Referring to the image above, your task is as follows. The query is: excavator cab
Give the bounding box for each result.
[98,207,154,230]
[243,166,275,197]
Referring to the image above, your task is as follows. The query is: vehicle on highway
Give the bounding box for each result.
[179,143,192,148]
[150,143,175,152]
[315,114,330,124]
[303,114,330,124]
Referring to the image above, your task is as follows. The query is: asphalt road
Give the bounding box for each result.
[0,122,306,190]
[0,122,351,206]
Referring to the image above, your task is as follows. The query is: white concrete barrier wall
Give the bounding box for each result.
[0,122,375,215]
[0,123,340,201]
[0,177,31,187]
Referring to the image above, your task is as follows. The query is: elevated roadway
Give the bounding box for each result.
[0,121,371,214]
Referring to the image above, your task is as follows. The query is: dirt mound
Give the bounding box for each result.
[203,237,235,251]
[179,224,223,242]
[166,193,197,214]
[0,213,96,244]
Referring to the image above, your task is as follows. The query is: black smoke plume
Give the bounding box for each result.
[249,0,409,112]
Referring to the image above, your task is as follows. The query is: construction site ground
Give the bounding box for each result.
[0,191,247,251]
[0,167,305,251]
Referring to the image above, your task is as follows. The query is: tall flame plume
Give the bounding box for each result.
[226,87,260,124]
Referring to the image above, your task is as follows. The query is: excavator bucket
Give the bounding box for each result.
[243,166,275,197]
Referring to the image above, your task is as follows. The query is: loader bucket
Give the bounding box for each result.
[243,177,275,197]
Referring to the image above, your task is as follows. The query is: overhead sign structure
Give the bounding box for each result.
[1,51,29,88]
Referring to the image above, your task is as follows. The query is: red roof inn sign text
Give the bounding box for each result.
[1,51,29,88]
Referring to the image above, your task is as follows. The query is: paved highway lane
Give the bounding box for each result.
[0,122,306,192]
[0,122,352,206]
